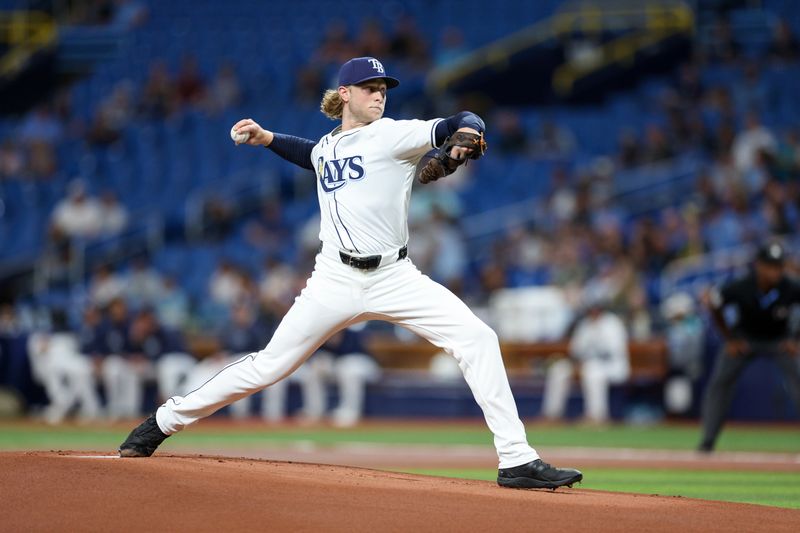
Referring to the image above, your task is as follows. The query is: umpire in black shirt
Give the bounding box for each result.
[699,242,800,451]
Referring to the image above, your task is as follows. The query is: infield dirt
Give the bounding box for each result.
[2,452,798,532]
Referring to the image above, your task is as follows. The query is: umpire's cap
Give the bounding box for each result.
[338,57,400,89]
[756,242,785,264]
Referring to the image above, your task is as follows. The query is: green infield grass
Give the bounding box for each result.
[400,467,800,510]
[0,421,797,453]
[1,420,798,509]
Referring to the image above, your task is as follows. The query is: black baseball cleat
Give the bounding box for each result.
[497,459,583,490]
[119,413,170,457]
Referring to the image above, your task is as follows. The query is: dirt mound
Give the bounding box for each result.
[1,452,797,532]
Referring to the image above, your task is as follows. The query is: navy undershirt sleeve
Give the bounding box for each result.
[433,111,485,147]
[267,133,316,170]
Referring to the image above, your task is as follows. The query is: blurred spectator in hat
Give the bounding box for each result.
[699,242,800,451]
[661,292,705,416]
[542,293,630,423]
[50,179,104,241]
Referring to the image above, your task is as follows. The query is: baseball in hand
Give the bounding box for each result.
[230,126,250,144]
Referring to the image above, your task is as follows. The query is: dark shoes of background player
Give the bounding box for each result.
[497,459,583,490]
[119,413,170,457]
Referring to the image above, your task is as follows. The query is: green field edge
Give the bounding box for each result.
[0,422,798,453]
[395,467,800,511]
[2,422,798,511]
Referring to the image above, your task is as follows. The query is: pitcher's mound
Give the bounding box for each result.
[1,452,797,532]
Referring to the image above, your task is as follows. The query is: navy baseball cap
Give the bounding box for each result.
[756,242,785,264]
[338,57,400,89]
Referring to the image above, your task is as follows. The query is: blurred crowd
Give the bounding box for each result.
[1,7,799,422]
[0,56,243,182]
[476,15,800,322]
[15,290,380,426]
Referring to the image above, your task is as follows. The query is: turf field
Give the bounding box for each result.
[403,468,800,510]
[2,420,798,509]
[1,421,798,451]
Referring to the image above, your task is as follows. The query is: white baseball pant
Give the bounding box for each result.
[156,252,539,468]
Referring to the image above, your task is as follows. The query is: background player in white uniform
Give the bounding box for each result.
[119,57,582,490]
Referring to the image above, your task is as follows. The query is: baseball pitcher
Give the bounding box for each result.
[119,57,582,490]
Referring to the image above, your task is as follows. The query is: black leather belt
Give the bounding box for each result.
[339,246,408,270]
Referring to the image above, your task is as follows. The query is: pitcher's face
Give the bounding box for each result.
[343,80,387,124]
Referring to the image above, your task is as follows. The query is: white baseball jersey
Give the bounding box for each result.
[156,113,541,470]
[311,117,442,255]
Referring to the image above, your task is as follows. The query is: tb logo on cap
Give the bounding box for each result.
[368,58,385,74]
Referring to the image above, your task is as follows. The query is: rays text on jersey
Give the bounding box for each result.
[317,156,366,193]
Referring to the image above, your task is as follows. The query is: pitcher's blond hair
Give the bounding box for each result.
[320,89,344,120]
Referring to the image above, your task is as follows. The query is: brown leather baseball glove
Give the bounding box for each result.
[418,131,487,184]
